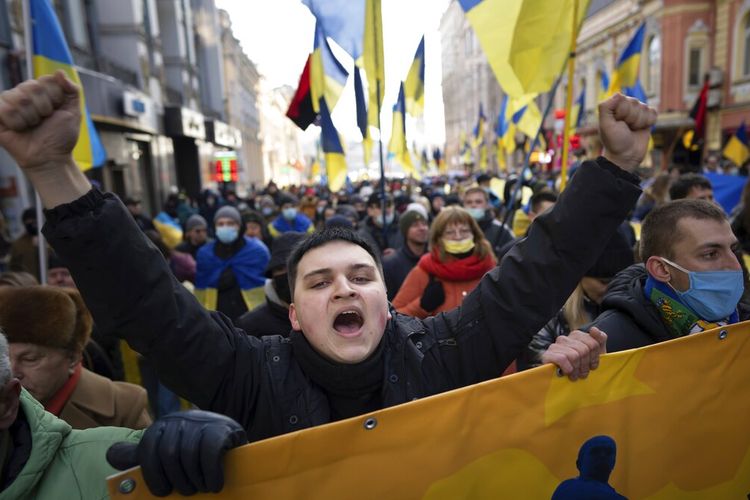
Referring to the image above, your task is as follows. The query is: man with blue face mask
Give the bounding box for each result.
[585,199,748,352]
[267,193,314,239]
[194,205,270,322]
[462,187,514,257]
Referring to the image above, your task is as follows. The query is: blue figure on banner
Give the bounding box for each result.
[552,435,627,500]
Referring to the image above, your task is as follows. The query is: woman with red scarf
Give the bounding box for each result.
[393,206,496,318]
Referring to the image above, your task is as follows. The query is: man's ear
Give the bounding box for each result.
[289,303,301,331]
[645,256,672,283]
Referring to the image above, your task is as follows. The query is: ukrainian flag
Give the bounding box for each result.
[472,103,486,148]
[569,85,585,131]
[387,82,419,178]
[597,68,610,104]
[302,0,364,60]
[30,0,105,170]
[608,23,646,96]
[458,0,590,99]
[511,99,542,140]
[459,131,472,165]
[404,36,425,117]
[495,95,516,167]
[319,98,347,192]
[354,66,372,166]
[723,122,749,167]
[363,0,384,128]
[310,21,349,113]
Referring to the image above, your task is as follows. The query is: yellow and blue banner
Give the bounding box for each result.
[723,122,749,168]
[354,66,373,167]
[458,0,590,100]
[608,22,646,96]
[319,98,348,192]
[110,322,750,499]
[511,98,542,140]
[387,82,419,178]
[404,36,425,117]
[30,0,105,170]
[310,21,348,113]
[363,0,384,128]
[597,68,610,104]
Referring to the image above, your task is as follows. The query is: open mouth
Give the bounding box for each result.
[333,310,364,335]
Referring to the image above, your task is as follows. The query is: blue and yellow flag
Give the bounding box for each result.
[387,82,419,178]
[30,0,105,170]
[109,322,750,498]
[353,66,373,167]
[458,0,590,99]
[569,85,585,131]
[608,22,646,96]
[404,36,425,117]
[310,22,349,113]
[511,98,542,140]
[363,0,384,128]
[723,122,750,167]
[302,0,364,59]
[495,95,516,168]
[472,103,486,148]
[459,131,472,164]
[319,98,347,192]
[597,68,610,104]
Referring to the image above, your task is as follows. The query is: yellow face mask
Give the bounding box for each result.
[442,237,475,255]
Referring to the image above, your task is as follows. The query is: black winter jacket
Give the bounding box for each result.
[235,281,292,337]
[44,158,640,443]
[477,215,515,258]
[357,216,403,255]
[383,244,424,300]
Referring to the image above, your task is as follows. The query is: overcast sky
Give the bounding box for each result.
[215,0,452,149]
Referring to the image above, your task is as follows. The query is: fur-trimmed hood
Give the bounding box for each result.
[0,286,92,353]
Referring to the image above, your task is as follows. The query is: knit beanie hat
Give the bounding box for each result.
[265,232,306,277]
[213,205,242,226]
[185,214,208,232]
[0,286,92,353]
[399,210,427,237]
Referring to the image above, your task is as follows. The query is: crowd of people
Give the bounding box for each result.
[0,72,746,497]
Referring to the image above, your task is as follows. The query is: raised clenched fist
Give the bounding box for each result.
[598,93,657,172]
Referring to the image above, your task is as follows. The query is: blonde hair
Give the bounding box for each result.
[429,206,493,261]
[562,284,591,332]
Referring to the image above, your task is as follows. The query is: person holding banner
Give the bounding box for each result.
[0,72,655,495]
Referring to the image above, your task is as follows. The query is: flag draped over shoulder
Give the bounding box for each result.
[310,22,349,113]
[723,122,750,167]
[30,0,105,170]
[404,36,425,117]
[109,323,750,499]
[458,0,590,99]
[387,82,418,178]
[607,22,646,96]
[363,0,384,128]
[319,98,347,192]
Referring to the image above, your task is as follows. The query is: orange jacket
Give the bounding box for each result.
[392,265,484,319]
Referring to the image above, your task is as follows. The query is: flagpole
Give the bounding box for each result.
[559,0,579,192]
[22,0,48,284]
[501,75,563,228]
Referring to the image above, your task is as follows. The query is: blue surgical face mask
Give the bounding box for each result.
[466,207,485,221]
[660,257,744,321]
[261,207,273,216]
[374,212,394,227]
[282,208,297,220]
[215,226,239,244]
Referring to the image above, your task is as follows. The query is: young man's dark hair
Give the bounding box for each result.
[639,199,727,261]
[530,191,558,215]
[287,227,384,297]
[668,173,712,200]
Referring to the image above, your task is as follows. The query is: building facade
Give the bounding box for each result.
[259,84,307,188]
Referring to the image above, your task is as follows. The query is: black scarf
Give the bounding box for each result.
[290,330,385,420]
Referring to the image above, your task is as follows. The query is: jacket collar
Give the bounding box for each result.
[60,368,117,420]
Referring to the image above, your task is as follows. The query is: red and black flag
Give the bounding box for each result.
[688,78,709,147]
[286,55,317,130]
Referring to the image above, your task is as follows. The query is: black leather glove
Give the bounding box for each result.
[106,410,247,497]
[420,277,445,311]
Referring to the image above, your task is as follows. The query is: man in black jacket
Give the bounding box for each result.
[382,210,428,300]
[462,187,515,256]
[357,192,402,256]
[587,199,746,352]
[0,72,653,443]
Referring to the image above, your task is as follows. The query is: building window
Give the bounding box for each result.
[744,15,750,77]
[64,0,90,49]
[646,35,660,95]
[688,47,702,86]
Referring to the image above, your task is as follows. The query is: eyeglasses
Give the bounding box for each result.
[443,228,472,238]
